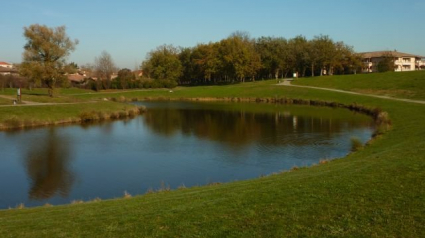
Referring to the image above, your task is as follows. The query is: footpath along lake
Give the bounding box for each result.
[0,101,375,209]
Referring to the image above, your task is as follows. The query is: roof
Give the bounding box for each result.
[0,62,12,65]
[67,74,85,82]
[361,51,422,58]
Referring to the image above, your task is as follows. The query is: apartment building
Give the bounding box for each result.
[361,51,423,73]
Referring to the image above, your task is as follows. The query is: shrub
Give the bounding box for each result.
[118,111,128,118]
[79,111,99,122]
[138,106,147,113]
[4,116,23,128]
[350,137,363,152]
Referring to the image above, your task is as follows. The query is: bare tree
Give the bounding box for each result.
[94,51,117,89]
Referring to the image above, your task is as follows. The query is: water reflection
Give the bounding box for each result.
[23,128,75,200]
[141,106,373,148]
[0,102,374,209]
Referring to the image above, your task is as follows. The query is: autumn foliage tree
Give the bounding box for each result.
[141,33,360,86]
[141,44,182,83]
[20,24,78,96]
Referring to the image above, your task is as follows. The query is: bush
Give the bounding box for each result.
[79,111,99,122]
[350,137,363,152]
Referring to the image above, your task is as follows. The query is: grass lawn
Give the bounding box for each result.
[0,97,13,105]
[0,73,425,237]
[292,71,425,100]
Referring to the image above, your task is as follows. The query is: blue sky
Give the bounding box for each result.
[1,0,424,69]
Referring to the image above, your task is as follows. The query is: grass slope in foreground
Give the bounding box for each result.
[1,75,425,237]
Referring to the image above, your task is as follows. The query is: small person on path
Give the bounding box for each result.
[17,87,21,102]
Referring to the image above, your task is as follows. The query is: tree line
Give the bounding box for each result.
[141,32,363,85]
[15,24,364,96]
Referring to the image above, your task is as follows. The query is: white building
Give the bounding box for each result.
[419,58,425,70]
[361,51,423,73]
[0,62,13,69]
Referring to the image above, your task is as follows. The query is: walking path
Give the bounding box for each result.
[277,80,425,105]
[0,95,96,107]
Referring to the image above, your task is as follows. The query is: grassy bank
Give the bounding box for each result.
[1,73,425,237]
[0,101,144,130]
[292,71,425,100]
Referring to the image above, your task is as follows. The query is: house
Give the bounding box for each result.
[67,73,86,84]
[419,58,425,70]
[0,62,18,76]
[361,51,423,73]
[0,62,13,69]
[133,70,144,78]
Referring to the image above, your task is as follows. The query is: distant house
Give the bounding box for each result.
[0,62,13,69]
[133,70,144,78]
[420,58,425,70]
[0,62,18,76]
[67,73,86,84]
[361,51,423,73]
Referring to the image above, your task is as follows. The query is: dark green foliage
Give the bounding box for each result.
[114,68,135,89]
[141,44,182,82]
[141,33,360,86]
[377,53,396,72]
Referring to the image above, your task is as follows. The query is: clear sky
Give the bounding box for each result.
[1,0,424,69]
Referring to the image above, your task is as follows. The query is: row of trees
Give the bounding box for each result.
[17,24,363,95]
[141,32,363,85]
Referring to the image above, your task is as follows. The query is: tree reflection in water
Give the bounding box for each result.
[24,128,74,200]
[141,107,373,148]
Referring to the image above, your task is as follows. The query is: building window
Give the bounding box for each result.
[403,58,411,63]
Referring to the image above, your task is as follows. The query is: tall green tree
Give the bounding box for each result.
[179,47,195,84]
[142,45,182,83]
[115,68,134,89]
[218,32,261,82]
[377,52,396,72]
[289,36,310,77]
[20,24,78,96]
[192,43,220,83]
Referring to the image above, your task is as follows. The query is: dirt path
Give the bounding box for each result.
[277,80,425,105]
[0,95,45,106]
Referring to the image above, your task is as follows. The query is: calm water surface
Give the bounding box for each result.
[0,101,374,208]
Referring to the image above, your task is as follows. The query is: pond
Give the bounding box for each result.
[0,101,375,209]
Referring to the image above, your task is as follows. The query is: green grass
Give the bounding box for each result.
[0,88,91,103]
[0,97,13,105]
[1,74,425,237]
[0,101,140,129]
[292,71,425,100]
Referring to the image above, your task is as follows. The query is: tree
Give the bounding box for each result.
[141,44,182,82]
[178,47,195,84]
[20,24,78,96]
[288,36,310,77]
[256,37,288,80]
[191,43,220,83]
[94,51,117,89]
[218,33,261,82]
[115,68,134,89]
[377,52,396,72]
